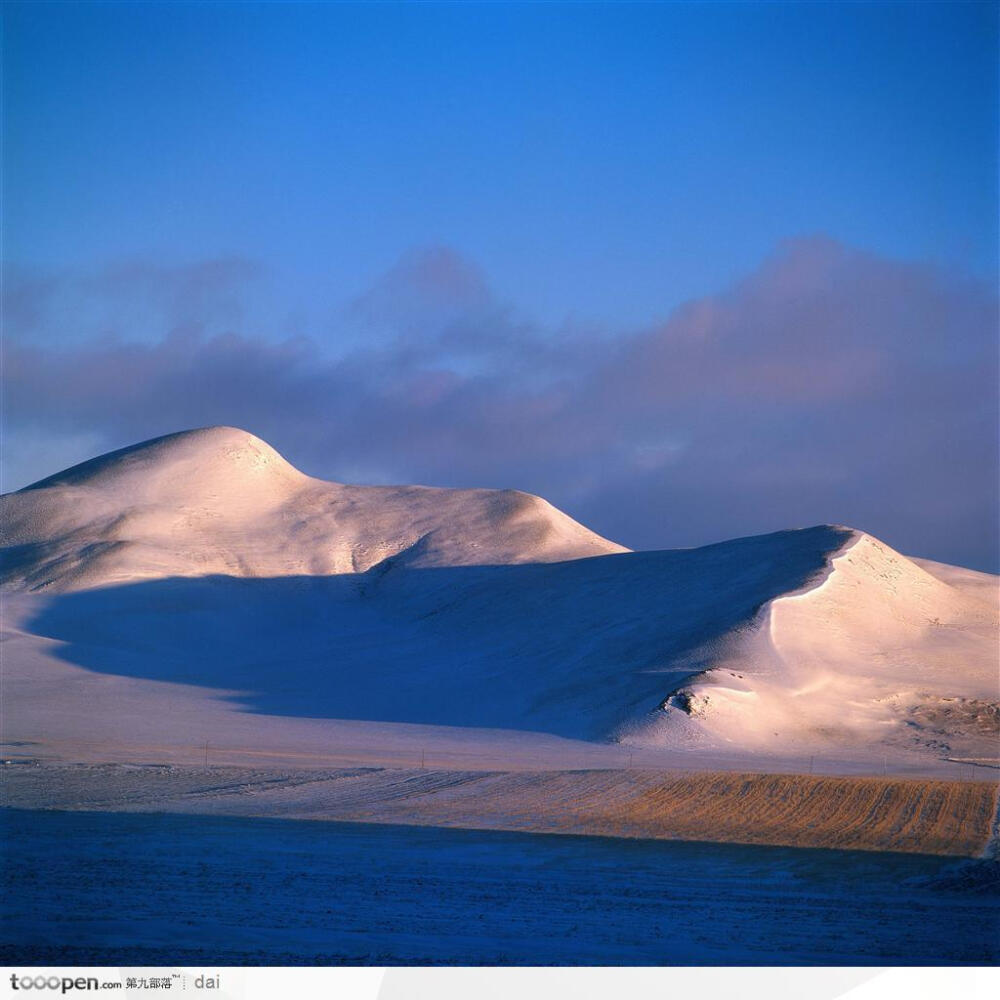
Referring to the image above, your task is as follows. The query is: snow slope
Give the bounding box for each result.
[633,532,999,760]
[0,426,625,592]
[1,427,996,771]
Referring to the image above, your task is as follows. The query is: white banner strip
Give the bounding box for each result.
[2,967,999,1000]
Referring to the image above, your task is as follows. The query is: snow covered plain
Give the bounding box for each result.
[6,762,996,856]
[3,808,998,965]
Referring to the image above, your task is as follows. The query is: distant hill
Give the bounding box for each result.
[1,426,626,592]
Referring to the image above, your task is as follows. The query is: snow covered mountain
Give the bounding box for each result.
[0,426,626,592]
[1,427,996,768]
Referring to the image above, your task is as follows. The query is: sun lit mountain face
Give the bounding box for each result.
[1,429,996,768]
[1,426,627,593]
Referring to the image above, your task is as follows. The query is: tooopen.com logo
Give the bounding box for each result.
[8,975,119,993]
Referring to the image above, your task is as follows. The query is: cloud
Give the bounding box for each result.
[347,246,493,336]
[3,239,997,570]
[2,257,262,345]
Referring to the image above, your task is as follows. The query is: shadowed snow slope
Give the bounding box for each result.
[0,427,626,591]
[1,428,997,765]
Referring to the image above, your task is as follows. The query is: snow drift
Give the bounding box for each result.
[633,531,999,759]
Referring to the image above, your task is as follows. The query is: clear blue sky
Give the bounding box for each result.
[3,2,998,570]
[5,1,996,330]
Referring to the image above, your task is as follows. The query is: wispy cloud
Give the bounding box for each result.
[4,239,997,569]
[2,257,263,345]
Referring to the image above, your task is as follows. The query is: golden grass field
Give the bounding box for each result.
[6,762,998,857]
[580,771,999,855]
[287,769,999,856]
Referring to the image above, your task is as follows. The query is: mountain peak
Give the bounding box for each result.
[21,426,305,496]
[2,428,627,591]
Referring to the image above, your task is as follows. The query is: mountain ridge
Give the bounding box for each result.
[2,427,996,766]
[1,426,628,592]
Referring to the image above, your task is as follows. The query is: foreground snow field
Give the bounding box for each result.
[2,426,997,777]
[3,808,998,966]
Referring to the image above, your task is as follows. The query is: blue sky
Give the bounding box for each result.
[6,1,996,328]
[3,2,998,569]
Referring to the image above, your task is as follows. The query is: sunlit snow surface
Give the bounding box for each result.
[3,427,997,768]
